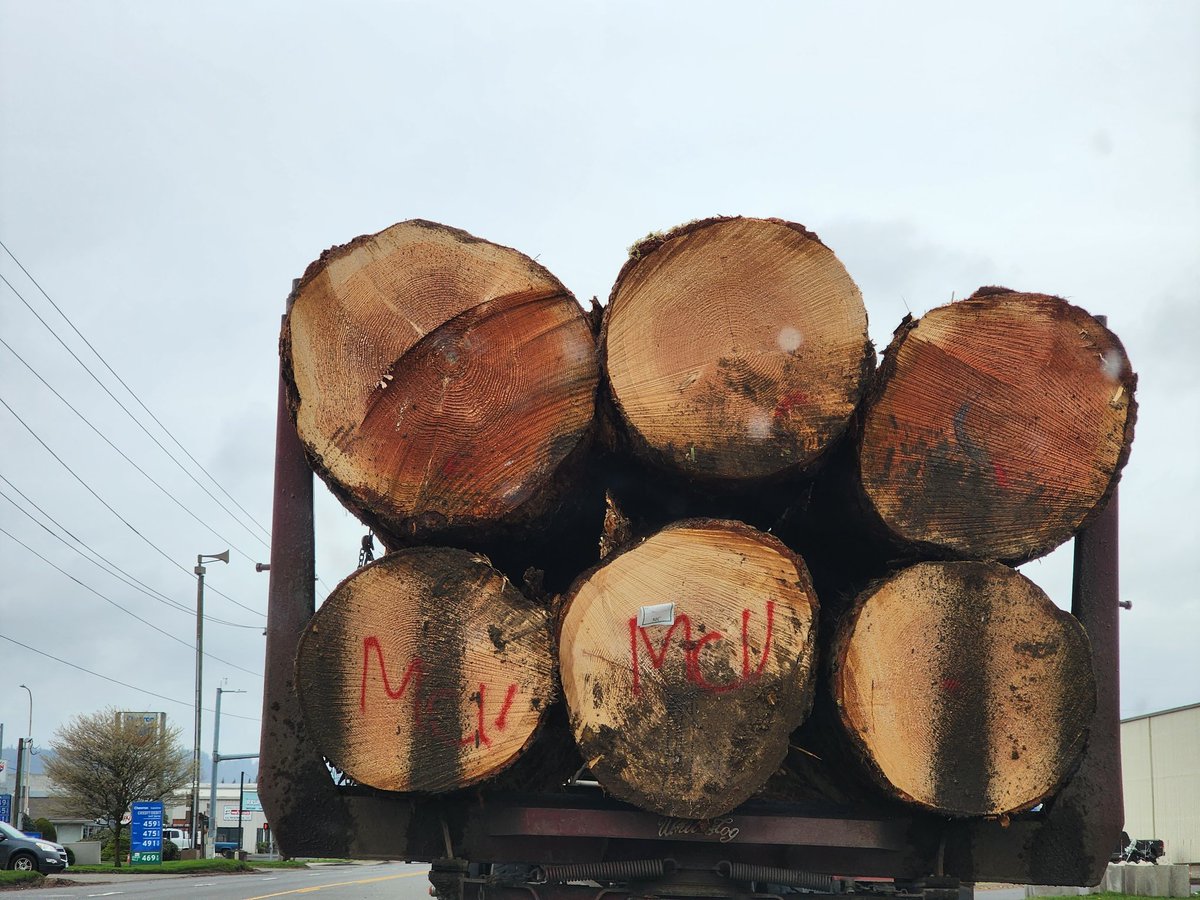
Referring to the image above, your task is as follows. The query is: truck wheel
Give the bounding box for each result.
[8,852,38,872]
[221,849,233,859]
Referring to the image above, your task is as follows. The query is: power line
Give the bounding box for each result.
[0,269,270,553]
[0,483,262,630]
[0,526,263,678]
[0,481,188,613]
[0,334,263,564]
[0,632,261,723]
[0,473,257,628]
[0,240,273,542]
[0,393,264,617]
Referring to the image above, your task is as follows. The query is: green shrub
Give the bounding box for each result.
[32,817,58,841]
[163,840,181,862]
[100,828,131,862]
[66,847,76,866]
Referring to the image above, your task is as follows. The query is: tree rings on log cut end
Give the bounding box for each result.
[859,289,1136,563]
[602,217,873,482]
[831,560,1095,817]
[559,519,819,818]
[295,548,554,793]
[283,219,598,540]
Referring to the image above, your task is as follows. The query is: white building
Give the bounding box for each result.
[1121,701,1200,864]
[163,782,271,854]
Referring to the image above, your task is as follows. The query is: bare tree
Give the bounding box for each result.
[43,708,190,867]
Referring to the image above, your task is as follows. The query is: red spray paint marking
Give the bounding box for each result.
[359,635,518,749]
[742,606,774,679]
[773,391,809,421]
[494,683,518,731]
[360,635,422,711]
[992,462,1010,489]
[629,602,775,696]
[941,677,963,693]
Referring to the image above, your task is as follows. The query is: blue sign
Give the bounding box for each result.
[130,801,164,865]
[0,794,10,825]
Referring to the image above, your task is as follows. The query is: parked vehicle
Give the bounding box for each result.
[0,821,68,874]
[162,827,190,851]
[1112,832,1166,865]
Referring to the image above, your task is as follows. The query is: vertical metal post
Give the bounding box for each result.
[192,561,206,856]
[1066,485,1123,866]
[257,296,352,857]
[208,687,223,858]
[238,771,246,855]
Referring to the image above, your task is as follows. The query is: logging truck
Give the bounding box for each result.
[258,218,1133,899]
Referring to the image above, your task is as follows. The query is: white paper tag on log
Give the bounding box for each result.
[638,602,675,628]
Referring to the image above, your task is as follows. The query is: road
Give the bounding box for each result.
[30,868,1038,900]
[35,861,430,899]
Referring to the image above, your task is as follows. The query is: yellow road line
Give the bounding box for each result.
[243,870,426,899]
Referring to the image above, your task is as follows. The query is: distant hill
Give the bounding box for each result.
[2,747,258,783]
[1,747,44,775]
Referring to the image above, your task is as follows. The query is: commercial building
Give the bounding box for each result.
[163,782,270,854]
[26,776,270,856]
[1121,701,1200,864]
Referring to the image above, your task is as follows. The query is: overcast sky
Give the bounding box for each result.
[1,2,1197,790]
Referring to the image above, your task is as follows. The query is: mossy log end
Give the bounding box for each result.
[858,288,1136,563]
[559,519,820,818]
[295,548,555,793]
[602,217,874,483]
[283,219,598,544]
[830,560,1096,817]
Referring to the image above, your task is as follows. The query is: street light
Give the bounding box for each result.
[17,685,31,818]
[18,685,31,738]
[192,550,228,856]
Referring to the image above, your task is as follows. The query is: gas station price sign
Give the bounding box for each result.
[130,801,164,865]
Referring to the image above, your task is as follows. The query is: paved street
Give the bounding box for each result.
[32,861,430,899]
[26,866,1035,900]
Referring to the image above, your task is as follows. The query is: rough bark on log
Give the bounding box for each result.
[559,519,820,818]
[830,560,1095,817]
[283,219,598,544]
[295,548,555,793]
[858,288,1136,563]
[601,216,874,482]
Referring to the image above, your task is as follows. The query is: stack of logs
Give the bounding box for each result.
[286,217,1136,821]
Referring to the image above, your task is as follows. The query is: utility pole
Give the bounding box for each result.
[11,738,24,828]
[192,550,228,856]
[18,685,31,821]
[192,561,205,855]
